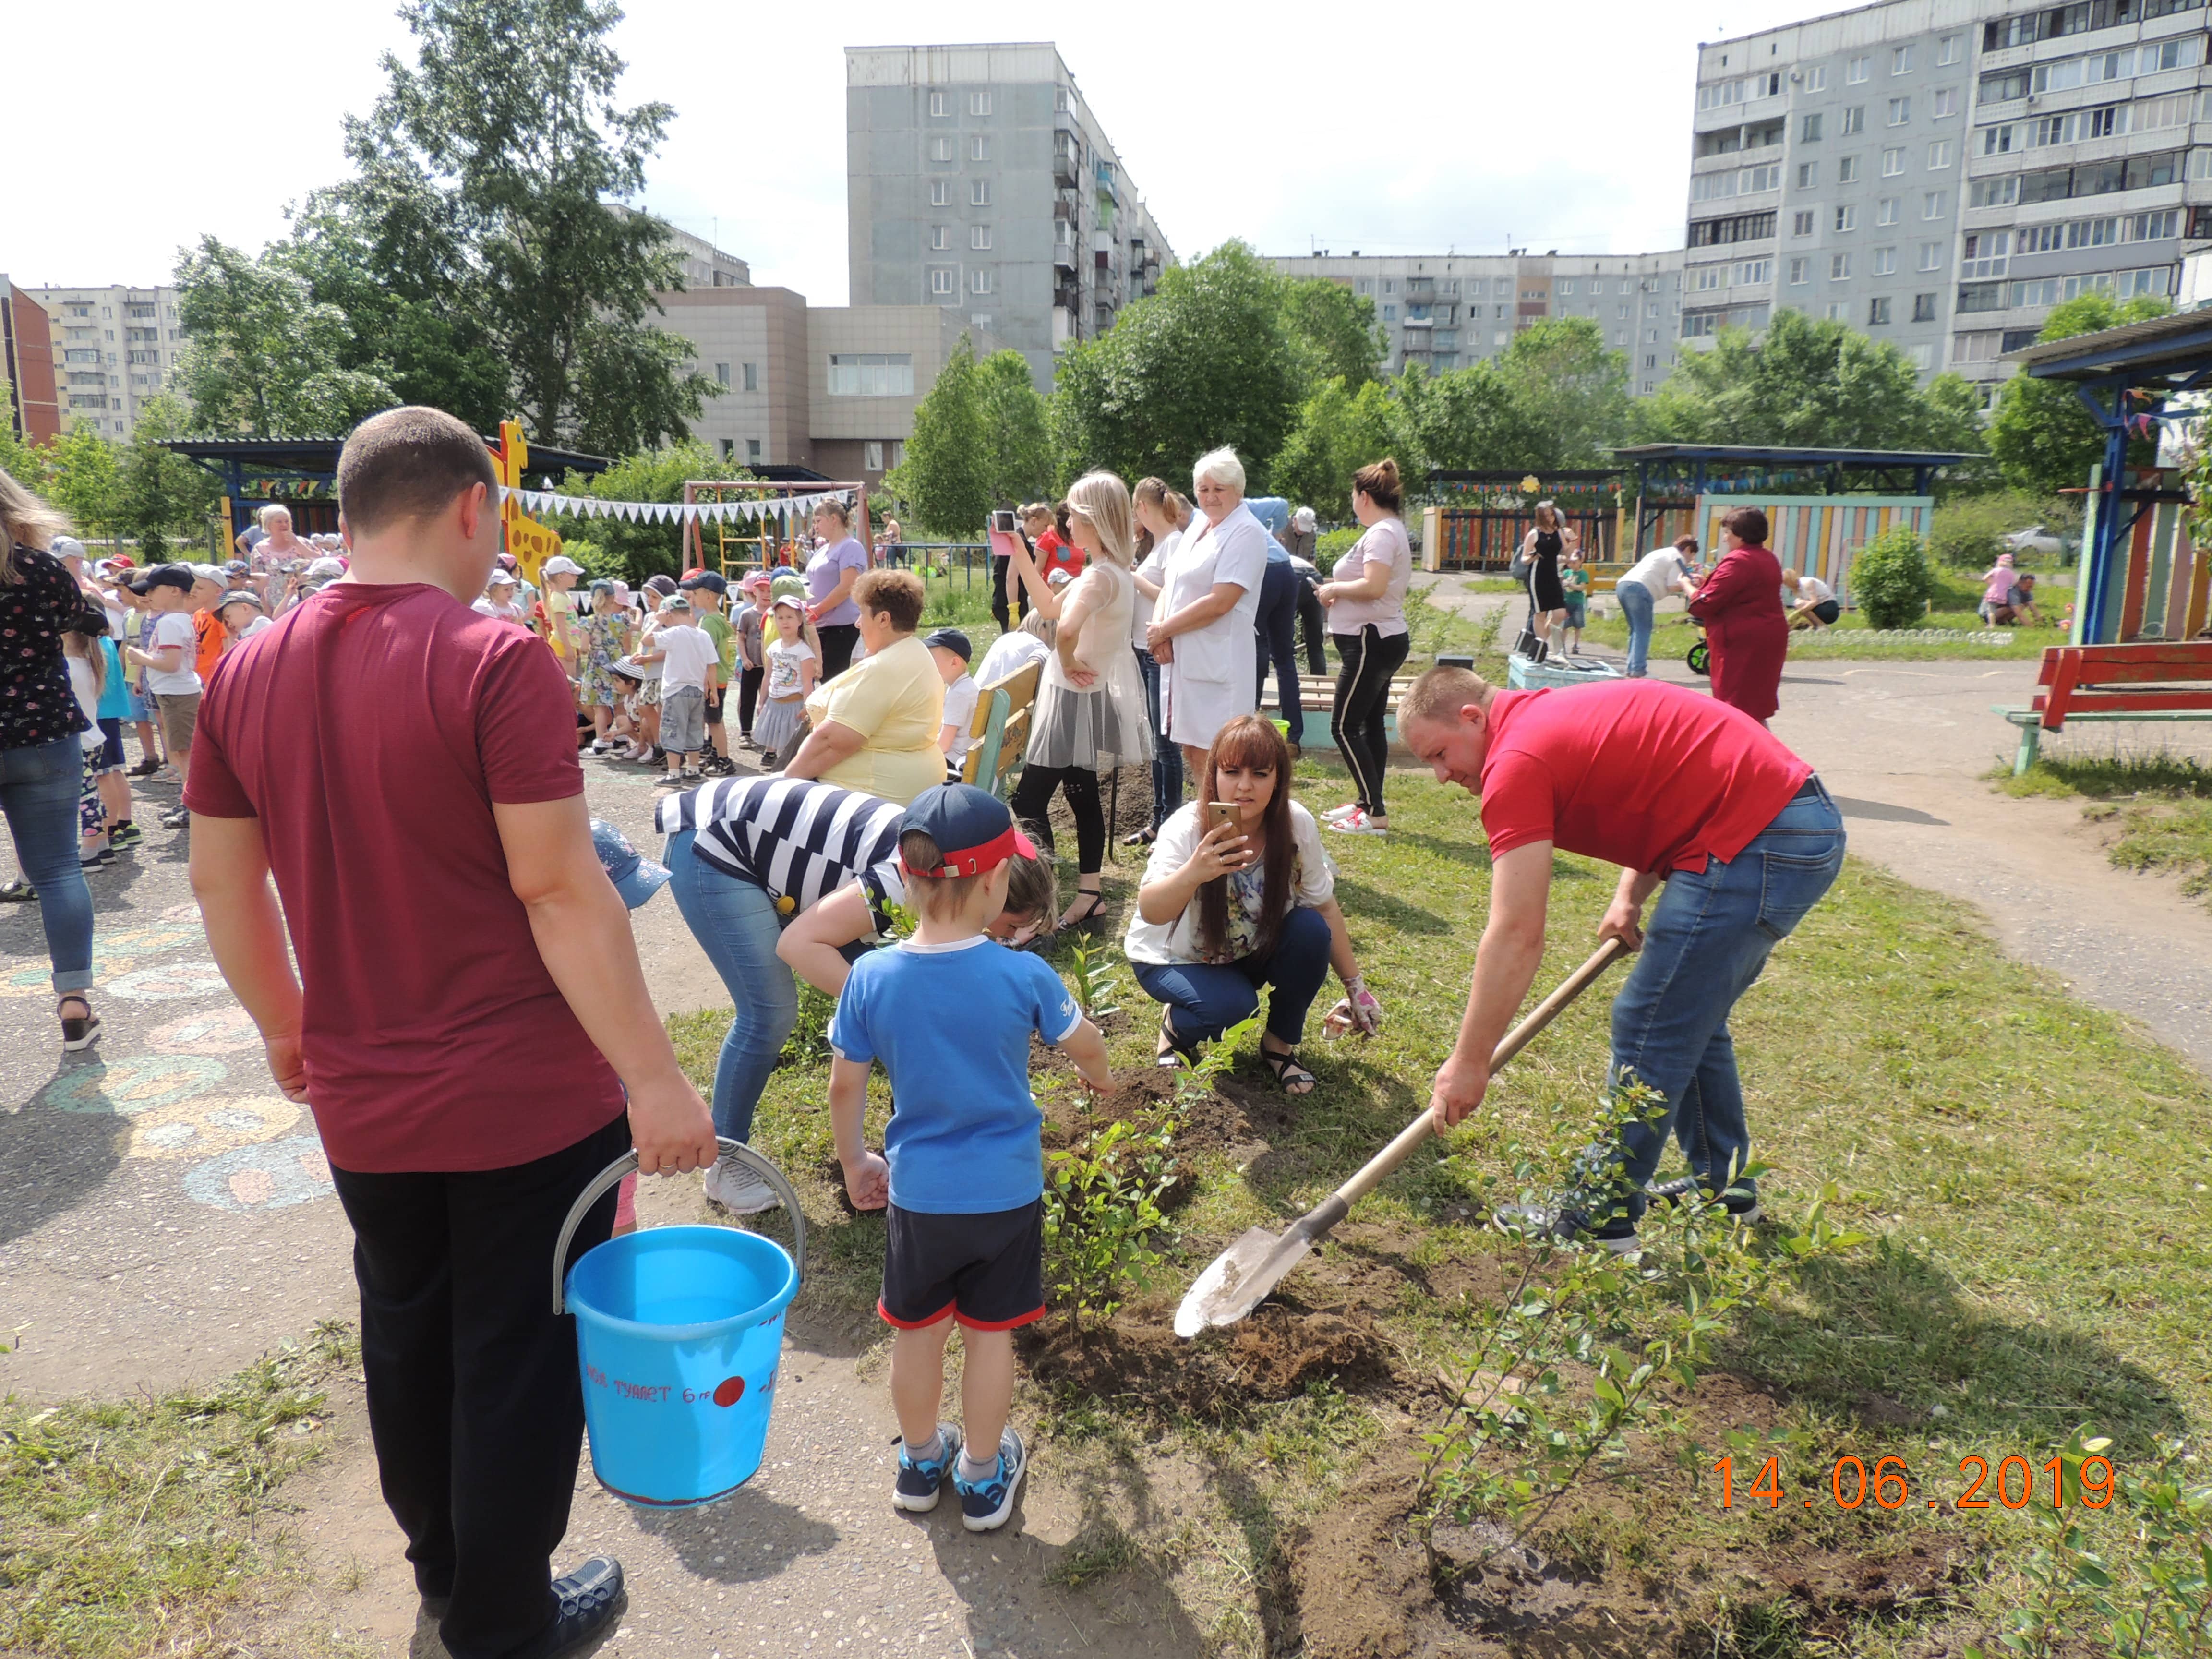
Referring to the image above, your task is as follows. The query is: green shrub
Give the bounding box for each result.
[1315,526,1362,575]
[1043,1119,1177,1334]
[1851,526,1939,629]
[1926,491,2079,570]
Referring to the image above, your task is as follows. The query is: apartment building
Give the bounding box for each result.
[845,42,1175,389]
[24,284,184,440]
[1268,251,1688,394]
[1687,0,2212,397]
[1,280,61,446]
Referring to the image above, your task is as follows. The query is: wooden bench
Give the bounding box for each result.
[1993,641,2212,774]
[961,661,1043,800]
[1292,674,1421,743]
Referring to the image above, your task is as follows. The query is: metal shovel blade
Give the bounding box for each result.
[1172,1223,1316,1337]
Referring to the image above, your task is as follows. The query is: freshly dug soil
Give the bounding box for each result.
[1020,1298,1398,1419]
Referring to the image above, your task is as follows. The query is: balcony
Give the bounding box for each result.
[1053,224,1079,272]
[1053,306,1077,351]
[1094,159,1117,204]
[1053,138,1080,190]
[1053,279,1082,314]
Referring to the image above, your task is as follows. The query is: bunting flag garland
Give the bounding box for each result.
[499,484,856,526]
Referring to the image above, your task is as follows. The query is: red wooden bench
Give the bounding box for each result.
[1993,641,2212,774]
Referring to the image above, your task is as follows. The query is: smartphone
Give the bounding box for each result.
[1202,800,1241,836]
[987,511,1028,565]
[990,508,1019,535]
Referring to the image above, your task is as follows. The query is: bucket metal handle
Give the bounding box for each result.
[552,1137,806,1316]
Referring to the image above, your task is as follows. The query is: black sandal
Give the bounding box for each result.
[59,995,100,1053]
[1156,1010,1201,1070]
[0,879,36,902]
[1064,891,1108,932]
[1261,1044,1316,1095]
[1121,827,1155,848]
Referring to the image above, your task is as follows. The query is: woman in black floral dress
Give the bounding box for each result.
[0,468,102,1049]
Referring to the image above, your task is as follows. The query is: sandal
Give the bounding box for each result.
[1261,1044,1316,1096]
[58,995,100,1053]
[1121,827,1156,848]
[0,879,36,902]
[1156,1010,1201,1070]
[1063,891,1108,932]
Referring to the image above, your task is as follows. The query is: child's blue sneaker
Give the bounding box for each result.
[954,1427,1027,1532]
[893,1423,961,1513]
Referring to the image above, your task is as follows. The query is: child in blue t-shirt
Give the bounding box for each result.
[830,783,1111,1533]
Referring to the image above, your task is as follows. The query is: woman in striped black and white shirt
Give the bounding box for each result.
[654,775,1060,1212]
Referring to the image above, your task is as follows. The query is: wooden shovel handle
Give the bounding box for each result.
[1329,937,1628,1213]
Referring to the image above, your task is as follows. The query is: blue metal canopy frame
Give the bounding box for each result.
[2008,309,2212,644]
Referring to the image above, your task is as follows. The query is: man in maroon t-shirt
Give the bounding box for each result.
[187,407,717,1659]
[1398,666,1845,1252]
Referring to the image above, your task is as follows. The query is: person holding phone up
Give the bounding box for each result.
[1124,713,1378,1095]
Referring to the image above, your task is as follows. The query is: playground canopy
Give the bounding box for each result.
[2008,308,2212,645]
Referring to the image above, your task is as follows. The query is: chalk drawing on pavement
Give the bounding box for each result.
[40,1054,227,1116]
[116,1095,302,1161]
[106,961,234,1003]
[183,1135,335,1212]
[147,1006,263,1056]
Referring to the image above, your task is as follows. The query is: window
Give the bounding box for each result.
[1735,258,1773,284]
[1559,278,1575,295]
[1927,139,1953,169]
[1831,252,1853,278]
[970,179,990,207]
[63,349,98,364]
[1970,175,2019,208]
[1056,85,1071,113]
[929,268,954,296]
[1892,44,1914,75]
[718,438,734,460]
[742,438,761,463]
[1789,256,1811,283]
[1824,301,1850,320]
[928,136,952,162]
[1805,65,1828,91]
[1932,87,1957,118]
[930,179,950,206]
[1802,112,1824,142]
[1797,161,1819,188]
[1956,281,2005,313]
[968,91,991,116]
[1746,163,1779,192]
[1382,304,1398,320]
[1888,97,1911,125]
[1355,279,1371,295]
[828,353,915,396]
[1878,196,1901,224]
[1938,33,1962,66]
[1687,210,1778,246]
[1383,279,1396,294]
[714,362,730,387]
[1923,191,1948,220]
[1919,241,1944,271]
[1835,204,1857,232]
[743,362,758,392]
[1841,106,1864,134]
[1848,55,1870,83]
[971,268,992,294]
[1619,303,1633,317]
[1874,246,1898,274]
[929,91,949,117]
[1869,296,1894,324]
[1839,155,1861,182]
[1961,230,2010,277]
[864,442,885,472]
[1913,292,1938,321]
[930,225,950,250]
[969,135,989,160]
[970,224,991,250]
[1981,124,2016,156]
[2010,277,2061,307]
[1882,148,1907,179]
[1793,209,1816,236]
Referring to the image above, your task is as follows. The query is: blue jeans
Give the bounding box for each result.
[1253,559,1304,745]
[1618,579,1655,677]
[2,736,95,995]
[663,829,796,1143]
[1606,780,1845,1224]
[1134,649,1182,831]
[1133,903,1333,1048]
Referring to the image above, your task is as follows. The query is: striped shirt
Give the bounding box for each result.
[656,776,907,931]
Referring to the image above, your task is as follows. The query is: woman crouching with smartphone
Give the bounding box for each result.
[1124,714,1379,1094]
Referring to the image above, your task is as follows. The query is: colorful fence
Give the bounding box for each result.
[1422,505,1621,572]
[1689,495,1934,600]
[2077,468,2212,644]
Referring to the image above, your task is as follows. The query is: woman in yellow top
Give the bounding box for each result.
[782,569,944,805]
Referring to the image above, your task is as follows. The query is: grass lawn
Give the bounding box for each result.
[1996,753,2212,909]
[671,769,2212,1655]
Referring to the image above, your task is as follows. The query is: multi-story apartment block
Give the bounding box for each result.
[1,279,61,446]
[1268,250,1687,394]
[845,43,1174,389]
[25,284,185,441]
[1688,0,2212,397]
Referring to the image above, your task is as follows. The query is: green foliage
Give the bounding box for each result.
[975,349,1054,506]
[117,396,220,560]
[1928,490,2080,571]
[1062,938,1122,1022]
[1492,318,1633,470]
[1313,526,1362,573]
[1044,1118,1178,1335]
[1635,307,1987,460]
[0,380,52,491]
[1281,277,1387,391]
[173,236,399,436]
[1416,1081,1867,1552]
[43,425,122,547]
[550,442,750,583]
[1272,376,1403,522]
[1989,295,2172,498]
[884,338,988,538]
[778,983,838,1068]
[1851,525,1940,629]
[1051,241,1305,491]
[1390,360,1517,472]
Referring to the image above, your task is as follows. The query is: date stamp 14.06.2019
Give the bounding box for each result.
[1713,1452,2117,1514]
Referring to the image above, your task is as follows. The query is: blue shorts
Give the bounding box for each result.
[96,718,125,772]
[128,686,156,723]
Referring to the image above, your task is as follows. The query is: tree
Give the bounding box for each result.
[975,349,1053,506]
[1393,361,1520,473]
[331,0,713,451]
[1281,278,1386,392]
[173,236,399,435]
[1051,241,1304,491]
[550,441,750,583]
[44,424,122,547]
[1851,524,1938,628]
[1987,294,2171,497]
[885,340,991,538]
[117,396,220,560]
[1635,307,1985,456]
[1494,319,1632,469]
[1272,377,1405,520]
[0,381,53,491]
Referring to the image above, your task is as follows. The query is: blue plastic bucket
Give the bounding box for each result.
[553,1141,805,1509]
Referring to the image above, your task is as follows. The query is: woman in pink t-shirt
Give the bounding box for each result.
[1316,458,1414,837]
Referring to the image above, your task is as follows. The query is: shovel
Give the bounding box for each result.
[1173,937,1629,1338]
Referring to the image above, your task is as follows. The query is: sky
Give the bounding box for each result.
[6,0,1823,301]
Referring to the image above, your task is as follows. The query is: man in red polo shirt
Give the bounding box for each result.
[186,406,718,1659]
[1398,666,1845,1252]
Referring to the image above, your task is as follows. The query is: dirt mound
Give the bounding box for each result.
[1021,1299,1397,1418]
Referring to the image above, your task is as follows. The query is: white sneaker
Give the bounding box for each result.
[1321,802,1362,823]
[1327,807,1387,838]
[702,1158,781,1215]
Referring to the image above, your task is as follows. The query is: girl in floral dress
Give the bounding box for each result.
[579,581,635,751]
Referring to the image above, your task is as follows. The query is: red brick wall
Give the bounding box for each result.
[3,287,61,445]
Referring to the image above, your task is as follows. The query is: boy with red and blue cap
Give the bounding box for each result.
[828,783,1113,1531]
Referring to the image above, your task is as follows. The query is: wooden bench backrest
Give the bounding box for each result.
[960,661,1043,797]
[2037,642,2212,685]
